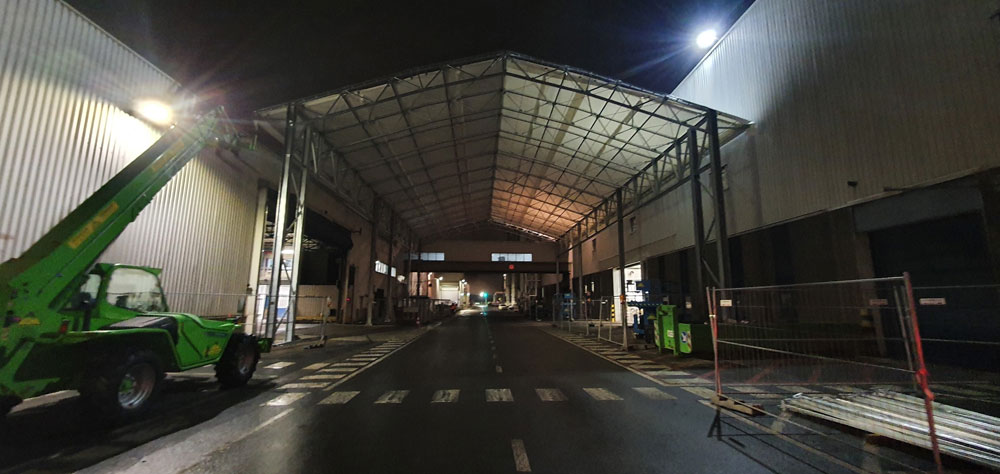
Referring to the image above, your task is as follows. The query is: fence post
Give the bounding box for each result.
[903,272,943,473]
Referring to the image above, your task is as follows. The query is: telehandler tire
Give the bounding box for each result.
[215,334,259,389]
[80,349,163,419]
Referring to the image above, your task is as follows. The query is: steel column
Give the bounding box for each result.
[366,199,380,326]
[708,110,731,288]
[616,188,627,351]
[246,184,268,336]
[266,103,296,340]
[688,128,707,319]
[384,211,395,323]
[285,129,311,343]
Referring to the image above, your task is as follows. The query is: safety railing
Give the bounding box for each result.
[708,274,952,472]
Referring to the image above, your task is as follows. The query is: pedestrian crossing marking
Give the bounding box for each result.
[332,362,369,367]
[263,362,294,370]
[778,385,820,394]
[583,388,623,401]
[633,387,676,400]
[486,388,514,402]
[431,389,460,403]
[348,357,379,362]
[661,378,712,386]
[301,374,346,381]
[648,370,690,376]
[374,390,410,404]
[610,355,641,360]
[319,391,360,405]
[535,388,568,402]
[321,367,357,373]
[265,392,307,406]
[680,386,717,399]
[279,382,330,390]
[303,363,330,371]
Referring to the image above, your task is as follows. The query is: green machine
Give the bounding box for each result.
[0,108,270,419]
[652,304,711,355]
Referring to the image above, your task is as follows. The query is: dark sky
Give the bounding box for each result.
[66,0,753,119]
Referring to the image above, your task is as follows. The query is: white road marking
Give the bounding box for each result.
[301,374,346,381]
[583,388,622,401]
[431,389,460,403]
[319,391,360,405]
[264,392,307,406]
[633,387,676,400]
[511,439,532,472]
[610,355,641,360]
[486,389,514,402]
[347,358,379,362]
[660,378,712,386]
[263,362,294,370]
[374,390,410,404]
[680,386,716,399]
[770,410,793,433]
[303,363,329,371]
[495,365,503,373]
[332,362,369,367]
[279,382,330,390]
[535,388,567,402]
[647,369,687,375]
[321,367,357,373]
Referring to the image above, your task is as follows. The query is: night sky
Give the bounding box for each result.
[65,0,753,119]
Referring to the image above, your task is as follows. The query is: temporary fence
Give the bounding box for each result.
[551,296,628,347]
[708,274,955,471]
[909,284,1000,378]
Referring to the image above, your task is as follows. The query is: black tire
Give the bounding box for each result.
[215,334,259,389]
[0,396,19,417]
[80,349,162,419]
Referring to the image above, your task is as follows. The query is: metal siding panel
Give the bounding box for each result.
[671,0,1000,237]
[1,0,258,316]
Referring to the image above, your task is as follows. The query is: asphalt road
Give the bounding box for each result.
[3,310,857,473]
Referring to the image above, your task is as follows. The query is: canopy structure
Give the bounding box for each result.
[256,52,749,242]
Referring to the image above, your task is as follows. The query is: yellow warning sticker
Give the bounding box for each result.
[67,201,119,249]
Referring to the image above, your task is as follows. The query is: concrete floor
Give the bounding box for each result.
[0,309,937,473]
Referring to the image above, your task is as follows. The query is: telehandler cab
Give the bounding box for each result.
[0,108,272,419]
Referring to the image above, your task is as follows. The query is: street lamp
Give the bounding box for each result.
[134,99,173,126]
[696,29,718,49]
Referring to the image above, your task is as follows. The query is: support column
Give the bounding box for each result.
[576,245,584,321]
[366,200,380,326]
[689,128,707,320]
[616,188,627,350]
[384,212,395,323]
[285,129,310,344]
[266,103,295,340]
[708,110,732,288]
[245,184,268,336]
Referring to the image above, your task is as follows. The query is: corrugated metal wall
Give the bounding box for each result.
[671,0,1000,235]
[0,0,259,315]
[578,0,1000,273]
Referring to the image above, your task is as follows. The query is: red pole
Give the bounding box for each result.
[707,286,722,396]
[903,272,942,473]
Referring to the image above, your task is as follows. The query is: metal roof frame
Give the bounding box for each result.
[256,51,749,242]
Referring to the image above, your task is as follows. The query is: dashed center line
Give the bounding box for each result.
[633,387,676,400]
[303,363,329,371]
[265,392,307,406]
[263,362,294,370]
[511,439,532,472]
[319,391,360,405]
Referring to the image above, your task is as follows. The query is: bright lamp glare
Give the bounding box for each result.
[135,100,173,126]
[696,29,717,49]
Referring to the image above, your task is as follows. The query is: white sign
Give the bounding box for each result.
[720,299,732,307]
[919,297,947,306]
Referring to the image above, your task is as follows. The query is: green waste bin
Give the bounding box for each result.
[652,304,677,354]
[677,322,711,354]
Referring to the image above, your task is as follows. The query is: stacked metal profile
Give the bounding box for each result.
[782,390,1000,469]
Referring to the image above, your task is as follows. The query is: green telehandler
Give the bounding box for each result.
[0,108,272,419]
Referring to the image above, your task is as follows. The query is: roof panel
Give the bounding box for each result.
[258,52,749,241]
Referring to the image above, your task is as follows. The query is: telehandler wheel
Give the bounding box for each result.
[80,349,163,419]
[215,334,259,389]
[0,396,20,417]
